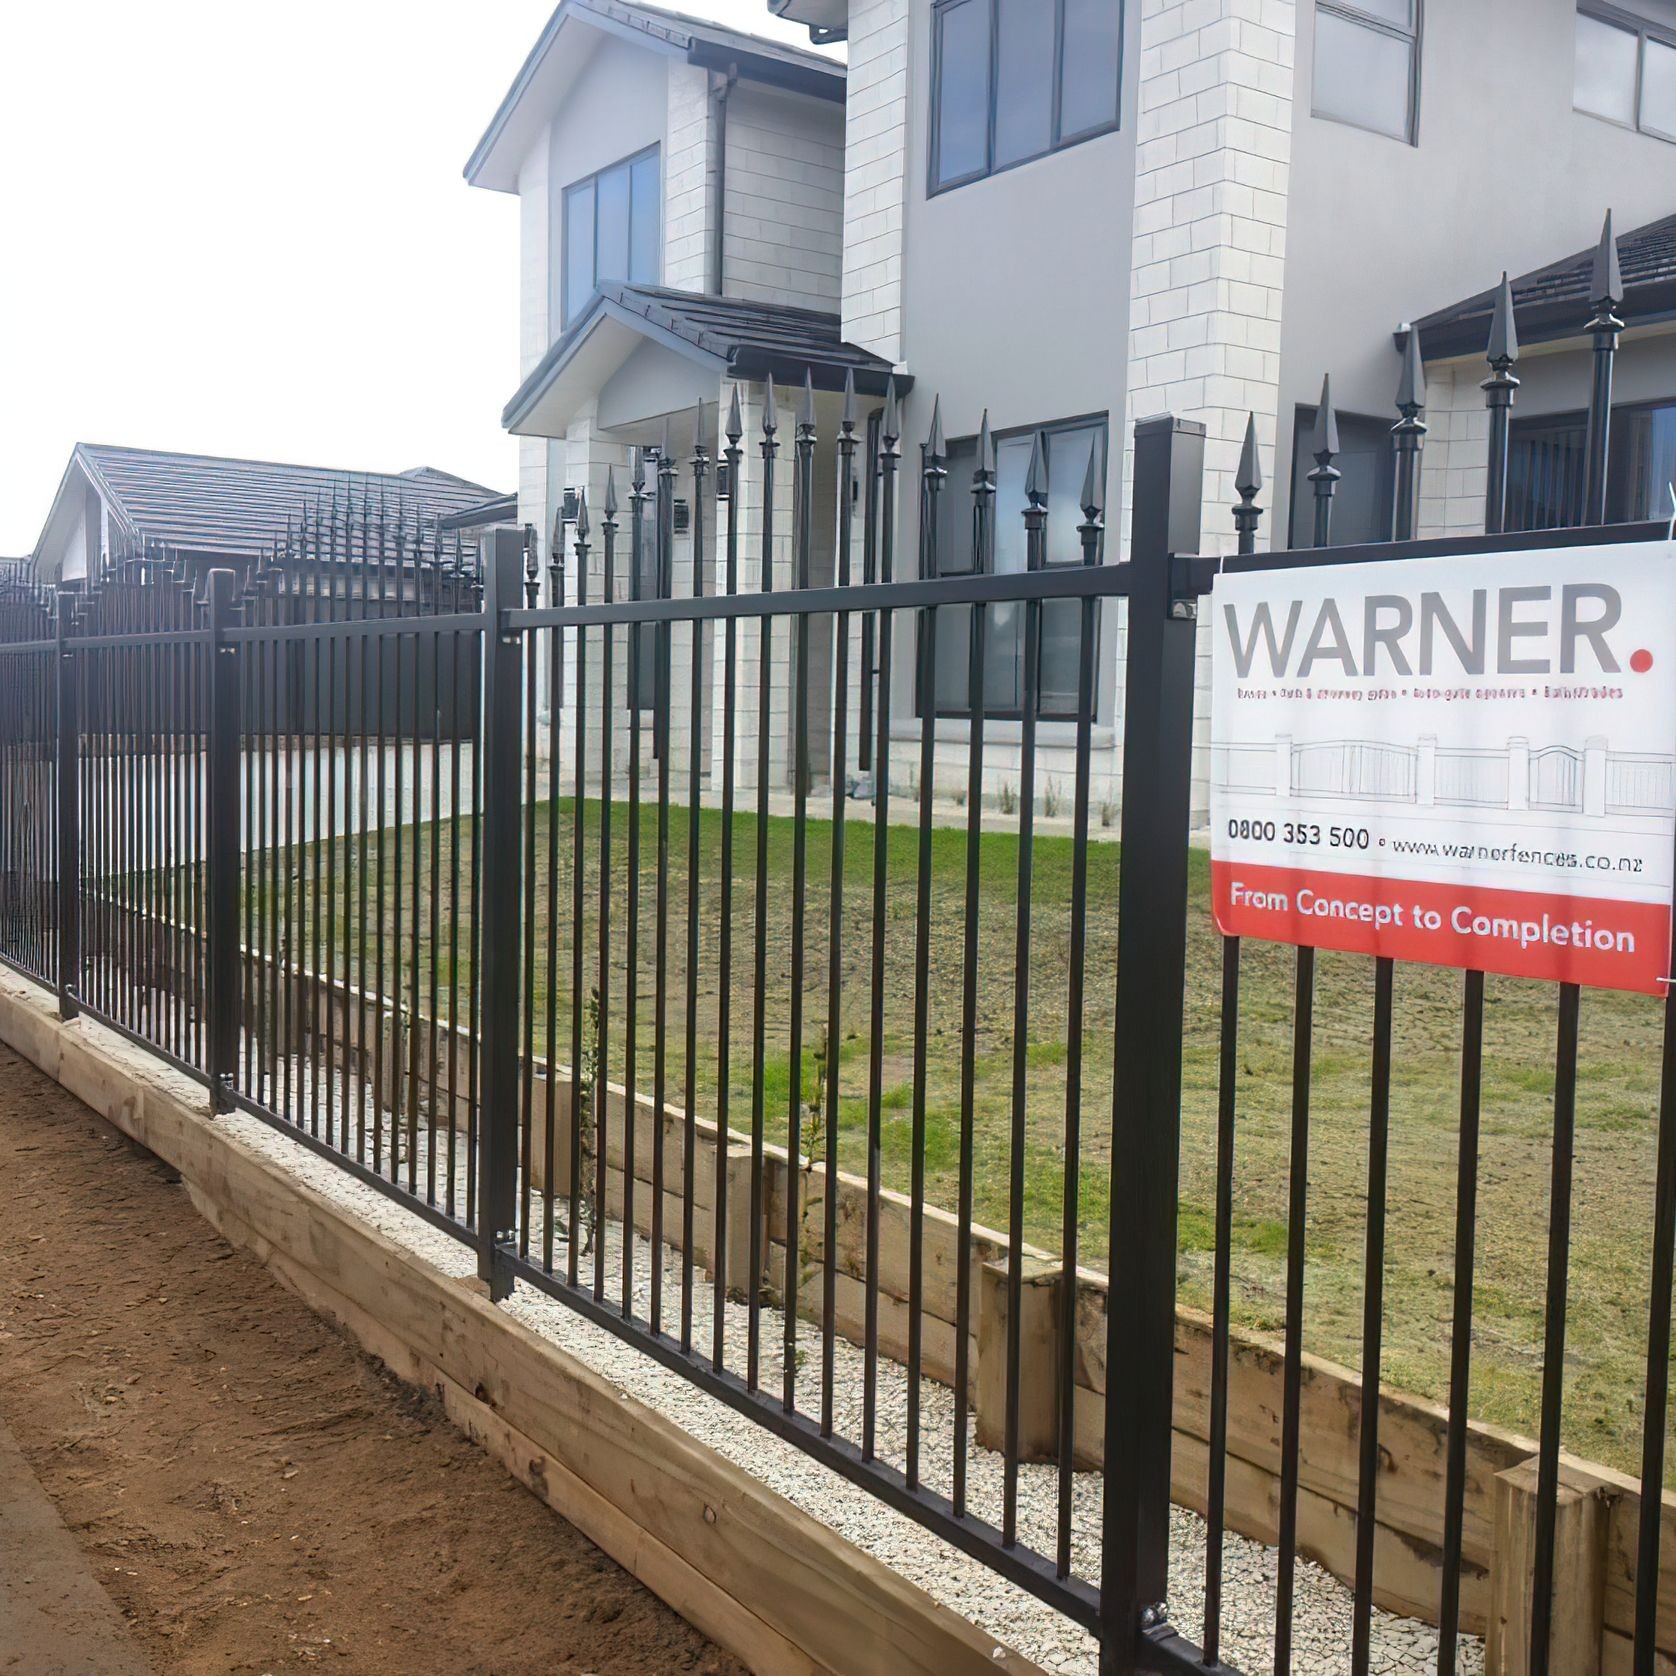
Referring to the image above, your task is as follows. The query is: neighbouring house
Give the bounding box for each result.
[469,0,1676,819]
[29,444,510,600]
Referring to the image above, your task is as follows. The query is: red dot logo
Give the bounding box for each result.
[1631,649,1654,673]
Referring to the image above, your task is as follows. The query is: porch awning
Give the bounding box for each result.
[501,283,905,438]
[1404,209,1676,361]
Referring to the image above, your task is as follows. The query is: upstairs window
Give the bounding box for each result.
[930,0,1123,193]
[1312,1,1421,143]
[1575,5,1676,142]
[559,147,661,329]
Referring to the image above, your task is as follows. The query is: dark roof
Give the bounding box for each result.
[72,445,505,561]
[467,0,843,187]
[440,490,519,530]
[1409,211,1676,360]
[504,283,904,431]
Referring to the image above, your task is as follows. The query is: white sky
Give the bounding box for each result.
[0,0,837,554]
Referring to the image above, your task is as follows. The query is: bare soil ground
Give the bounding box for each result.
[0,1043,743,1676]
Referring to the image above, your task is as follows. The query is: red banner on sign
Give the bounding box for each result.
[1211,861,1671,995]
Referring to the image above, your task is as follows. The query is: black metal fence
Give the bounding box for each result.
[3,222,1674,1676]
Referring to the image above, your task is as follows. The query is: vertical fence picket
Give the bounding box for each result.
[952,410,994,1518]
[815,372,858,1423]
[862,379,900,1465]
[908,396,944,1492]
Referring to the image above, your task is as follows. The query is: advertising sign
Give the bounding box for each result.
[1209,542,1676,994]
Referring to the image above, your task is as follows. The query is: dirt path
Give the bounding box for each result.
[0,1044,744,1676]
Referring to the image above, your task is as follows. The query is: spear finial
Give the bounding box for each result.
[726,384,743,446]
[1592,210,1623,307]
[1485,271,1518,368]
[1312,374,1340,463]
[1236,412,1263,499]
[1081,434,1106,522]
[1397,328,1427,415]
[1024,429,1048,507]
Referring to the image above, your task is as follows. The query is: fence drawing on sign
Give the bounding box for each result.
[1214,733,1676,818]
[5,219,1676,1676]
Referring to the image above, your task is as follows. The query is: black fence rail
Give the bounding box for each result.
[3,219,1674,1676]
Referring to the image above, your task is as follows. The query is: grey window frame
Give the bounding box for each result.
[1311,0,1423,146]
[922,412,1109,722]
[558,144,662,330]
[1575,3,1676,144]
[927,0,1124,196]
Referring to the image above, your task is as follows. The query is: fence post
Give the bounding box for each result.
[205,568,241,1111]
[54,588,79,1021]
[476,527,525,1301]
[1101,414,1205,1672]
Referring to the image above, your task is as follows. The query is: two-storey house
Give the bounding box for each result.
[470,0,1676,818]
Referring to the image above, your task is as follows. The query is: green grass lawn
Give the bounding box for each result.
[250,794,1674,1482]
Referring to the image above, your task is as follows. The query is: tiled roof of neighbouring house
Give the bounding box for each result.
[1409,210,1676,360]
[72,445,506,561]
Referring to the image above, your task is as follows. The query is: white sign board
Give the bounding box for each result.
[1209,541,1676,994]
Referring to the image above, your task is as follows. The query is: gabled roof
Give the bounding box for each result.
[467,0,845,193]
[54,444,503,563]
[1408,210,1676,361]
[502,282,903,435]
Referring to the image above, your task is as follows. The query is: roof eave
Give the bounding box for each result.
[501,290,732,433]
[502,286,908,434]
[1404,277,1676,362]
[466,0,844,193]
[727,348,907,397]
[684,38,844,101]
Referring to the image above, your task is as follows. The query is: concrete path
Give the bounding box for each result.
[0,1411,152,1676]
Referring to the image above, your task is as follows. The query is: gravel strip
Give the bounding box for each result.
[221,1060,1482,1676]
